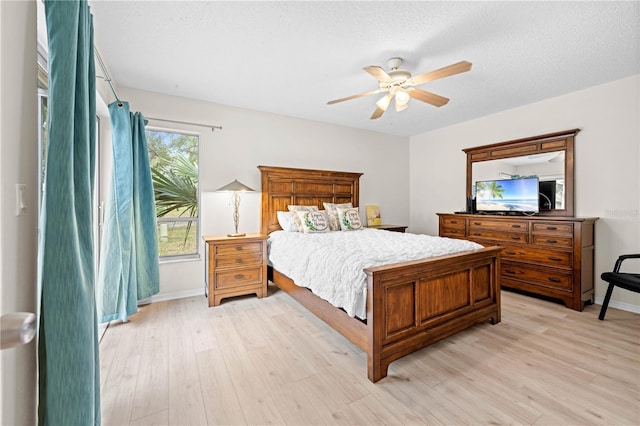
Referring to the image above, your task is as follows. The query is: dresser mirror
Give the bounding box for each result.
[464,129,579,217]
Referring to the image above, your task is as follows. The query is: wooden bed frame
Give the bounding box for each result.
[259,165,502,382]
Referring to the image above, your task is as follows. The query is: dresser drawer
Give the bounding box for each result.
[214,252,263,268]
[501,262,573,291]
[532,222,573,235]
[441,227,466,237]
[532,235,573,248]
[468,219,528,232]
[215,242,262,256]
[442,217,466,229]
[215,267,263,289]
[467,229,529,243]
[500,245,572,269]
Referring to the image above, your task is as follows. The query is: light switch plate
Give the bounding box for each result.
[16,184,27,216]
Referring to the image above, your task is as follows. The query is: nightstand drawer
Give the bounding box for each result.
[215,242,262,256]
[214,252,263,268]
[215,267,263,289]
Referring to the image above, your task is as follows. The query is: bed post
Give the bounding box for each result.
[366,270,385,382]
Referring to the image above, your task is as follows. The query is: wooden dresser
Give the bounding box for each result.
[438,213,598,311]
[203,233,268,307]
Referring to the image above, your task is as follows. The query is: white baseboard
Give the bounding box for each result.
[594,296,640,315]
[138,288,204,305]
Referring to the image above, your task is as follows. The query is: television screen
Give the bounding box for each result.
[475,177,540,213]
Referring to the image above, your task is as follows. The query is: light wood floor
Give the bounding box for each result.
[100,285,640,425]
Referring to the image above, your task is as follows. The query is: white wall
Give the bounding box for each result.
[0,1,38,424]
[410,74,640,311]
[117,87,410,299]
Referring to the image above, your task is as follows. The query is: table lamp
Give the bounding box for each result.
[216,179,254,237]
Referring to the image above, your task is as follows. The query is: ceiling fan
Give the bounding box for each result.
[327,58,472,120]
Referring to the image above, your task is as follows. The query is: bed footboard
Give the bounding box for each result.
[363,246,501,382]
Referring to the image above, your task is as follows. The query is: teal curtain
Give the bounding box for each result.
[38,1,100,425]
[97,102,160,323]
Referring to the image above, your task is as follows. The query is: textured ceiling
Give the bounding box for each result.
[89,1,639,137]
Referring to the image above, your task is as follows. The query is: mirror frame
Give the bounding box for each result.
[464,129,580,217]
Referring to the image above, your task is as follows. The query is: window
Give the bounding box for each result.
[146,130,199,258]
[38,58,102,275]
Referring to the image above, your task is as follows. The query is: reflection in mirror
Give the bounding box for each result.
[472,151,565,211]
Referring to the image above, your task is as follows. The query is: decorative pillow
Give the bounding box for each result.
[336,207,363,231]
[323,202,353,231]
[276,211,298,232]
[296,210,330,233]
[287,205,319,232]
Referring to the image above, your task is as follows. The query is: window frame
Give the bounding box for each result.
[145,127,201,261]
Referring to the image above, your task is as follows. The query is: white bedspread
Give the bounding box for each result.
[267,229,483,319]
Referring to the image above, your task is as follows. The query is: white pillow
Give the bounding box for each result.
[323,202,353,231]
[276,211,298,232]
[336,207,363,231]
[296,210,330,233]
[287,205,319,232]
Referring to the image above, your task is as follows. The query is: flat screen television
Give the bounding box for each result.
[475,177,540,214]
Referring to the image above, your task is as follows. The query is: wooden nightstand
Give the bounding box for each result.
[203,233,268,307]
[366,224,407,233]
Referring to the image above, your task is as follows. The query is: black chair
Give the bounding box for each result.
[599,254,640,320]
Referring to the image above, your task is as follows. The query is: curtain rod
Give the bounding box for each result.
[95,48,120,103]
[94,48,222,132]
[145,117,222,132]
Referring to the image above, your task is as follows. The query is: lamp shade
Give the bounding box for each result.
[216,179,254,192]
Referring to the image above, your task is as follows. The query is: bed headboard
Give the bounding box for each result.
[258,165,363,235]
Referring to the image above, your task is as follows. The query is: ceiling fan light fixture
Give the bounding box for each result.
[375,93,393,111]
[395,99,409,112]
[395,89,410,106]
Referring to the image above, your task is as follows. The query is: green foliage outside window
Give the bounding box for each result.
[146,131,199,258]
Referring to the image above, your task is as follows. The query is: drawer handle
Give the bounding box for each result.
[548,277,561,283]
[235,259,243,264]
[511,224,521,228]
[451,230,458,234]
[546,226,557,230]
[548,256,563,261]
[451,220,458,224]
[234,274,244,279]
[546,239,557,244]
[474,222,482,225]
[473,232,481,236]
[505,269,517,274]
[235,246,244,251]
[504,251,517,255]
[511,236,521,240]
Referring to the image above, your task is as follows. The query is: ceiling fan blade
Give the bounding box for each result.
[370,106,386,120]
[410,61,472,86]
[327,89,383,105]
[408,88,450,107]
[363,66,393,83]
